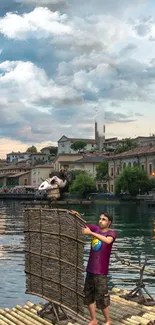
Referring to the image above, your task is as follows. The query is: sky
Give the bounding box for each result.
[0,0,155,158]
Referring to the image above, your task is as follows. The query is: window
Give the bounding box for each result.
[141,164,145,170]
[24,178,28,185]
[149,163,152,174]
[110,184,114,192]
[123,162,126,169]
[128,162,131,167]
[117,167,120,175]
[111,167,114,176]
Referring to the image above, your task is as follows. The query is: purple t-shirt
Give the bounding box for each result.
[86,224,117,275]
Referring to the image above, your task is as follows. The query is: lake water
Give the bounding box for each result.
[0,200,155,308]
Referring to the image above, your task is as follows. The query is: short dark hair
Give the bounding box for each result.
[100,212,113,224]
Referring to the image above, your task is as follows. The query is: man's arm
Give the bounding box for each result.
[82,227,114,244]
[91,231,114,244]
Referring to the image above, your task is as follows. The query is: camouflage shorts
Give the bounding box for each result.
[84,273,110,309]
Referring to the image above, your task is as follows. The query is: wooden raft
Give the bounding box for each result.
[1,289,155,325]
[108,288,155,325]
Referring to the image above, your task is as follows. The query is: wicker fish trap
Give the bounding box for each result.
[24,208,86,317]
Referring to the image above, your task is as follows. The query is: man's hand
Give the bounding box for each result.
[82,226,92,235]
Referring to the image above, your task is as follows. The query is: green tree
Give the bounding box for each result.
[69,169,85,181]
[49,147,58,155]
[26,145,37,153]
[115,166,154,196]
[96,160,108,180]
[115,138,137,154]
[69,172,96,198]
[71,141,87,152]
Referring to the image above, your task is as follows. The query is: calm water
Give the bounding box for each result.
[0,200,155,308]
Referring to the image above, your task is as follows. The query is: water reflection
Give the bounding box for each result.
[0,200,155,308]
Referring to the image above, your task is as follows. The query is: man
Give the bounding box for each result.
[82,212,117,325]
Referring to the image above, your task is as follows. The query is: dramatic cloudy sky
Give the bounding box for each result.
[0,0,155,157]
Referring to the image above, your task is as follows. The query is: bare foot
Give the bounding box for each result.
[88,320,98,325]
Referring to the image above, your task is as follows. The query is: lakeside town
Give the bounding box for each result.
[1,1,155,324]
[0,121,155,197]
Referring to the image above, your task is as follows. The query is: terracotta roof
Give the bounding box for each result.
[108,145,155,159]
[58,135,96,144]
[30,153,47,156]
[41,146,57,150]
[134,136,155,140]
[32,164,53,168]
[53,153,84,163]
[0,173,15,178]
[73,156,107,163]
[59,161,76,164]
[7,152,29,155]
[7,171,30,178]
[69,138,96,144]
[105,138,122,144]
[59,153,108,164]
[0,166,30,170]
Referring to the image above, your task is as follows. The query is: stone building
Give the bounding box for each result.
[108,146,155,193]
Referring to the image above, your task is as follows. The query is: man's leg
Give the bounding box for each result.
[84,274,97,325]
[102,307,110,325]
[88,303,98,325]
[95,275,111,325]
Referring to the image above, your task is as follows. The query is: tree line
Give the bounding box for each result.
[68,162,155,198]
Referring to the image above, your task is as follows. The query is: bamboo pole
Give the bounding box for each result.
[13,306,53,325]
[0,314,15,325]
[0,309,24,325]
[115,254,155,275]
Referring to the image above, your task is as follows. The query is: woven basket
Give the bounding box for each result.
[24,208,86,316]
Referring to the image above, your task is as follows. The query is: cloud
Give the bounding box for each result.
[4,0,144,17]
[0,7,72,40]
[119,43,138,56]
[0,0,155,157]
[130,16,155,39]
[0,60,82,106]
[0,9,133,55]
[59,56,155,103]
[53,15,132,55]
[16,0,68,10]
[0,59,137,143]
[105,111,136,123]
[135,112,143,117]
[0,60,83,142]
[67,0,145,17]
